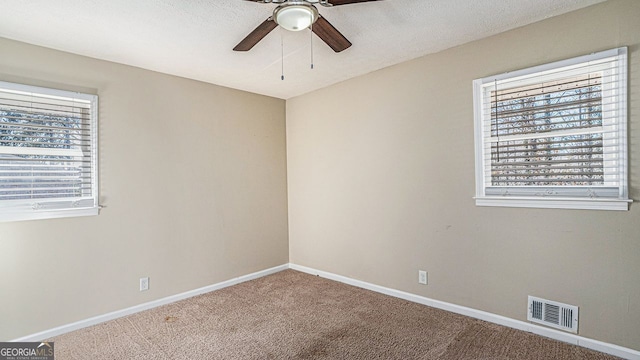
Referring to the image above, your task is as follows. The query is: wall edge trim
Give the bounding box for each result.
[288,263,640,360]
[11,264,289,342]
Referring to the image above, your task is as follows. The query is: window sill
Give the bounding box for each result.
[474,196,632,211]
[0,207,99,223]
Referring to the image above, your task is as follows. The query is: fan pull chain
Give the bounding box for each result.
[310,15,314,69]
[281,34,285,81]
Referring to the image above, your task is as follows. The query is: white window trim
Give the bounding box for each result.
[473,48,631,211]
[0,81,99,222]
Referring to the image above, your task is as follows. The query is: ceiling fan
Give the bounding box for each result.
[234,0,380,53]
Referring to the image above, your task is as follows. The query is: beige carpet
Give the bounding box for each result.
[49,270,619,359]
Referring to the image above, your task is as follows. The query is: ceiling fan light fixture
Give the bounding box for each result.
[274,5,319,32]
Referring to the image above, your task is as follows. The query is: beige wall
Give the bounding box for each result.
[0,38,289,340]
[287,0,640,351]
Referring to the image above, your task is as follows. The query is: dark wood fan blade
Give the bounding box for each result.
[312,16,352,53]
[233,18,277,51]
[327,0,380,5]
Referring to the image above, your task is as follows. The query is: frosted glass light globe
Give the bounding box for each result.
[275,5,318,32]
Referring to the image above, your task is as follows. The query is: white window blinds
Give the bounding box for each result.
[0,81,98,221]
[473,48,630,210]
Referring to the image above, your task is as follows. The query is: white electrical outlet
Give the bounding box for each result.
[139,277,149,291]
[418,270,428,285]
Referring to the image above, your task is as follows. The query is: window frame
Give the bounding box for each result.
[0,81,99,222]
[473,48,631,211]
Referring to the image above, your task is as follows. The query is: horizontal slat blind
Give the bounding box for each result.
[481,55,623,190]
[0,81,98,220]
[473,47,630,209]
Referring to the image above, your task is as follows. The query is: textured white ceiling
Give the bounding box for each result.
[0,0,605,99]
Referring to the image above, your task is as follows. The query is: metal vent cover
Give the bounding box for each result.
[527,296,578,333]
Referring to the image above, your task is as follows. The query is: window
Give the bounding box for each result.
[0,81,98,221]
[473,48,630,210]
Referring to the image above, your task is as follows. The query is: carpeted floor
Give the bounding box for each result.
[49,270,619,359]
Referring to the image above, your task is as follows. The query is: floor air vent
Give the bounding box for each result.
[527,296,578,333]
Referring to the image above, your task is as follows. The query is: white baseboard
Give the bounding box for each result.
[12,264,289,342]
[12,262,639,360]
[289,263,640,360]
